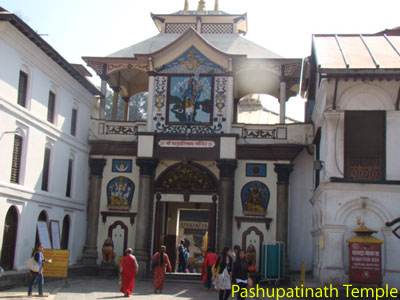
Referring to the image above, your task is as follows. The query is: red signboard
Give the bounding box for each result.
[349,242,382,284]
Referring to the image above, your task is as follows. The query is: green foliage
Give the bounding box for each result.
[104,90,147,121]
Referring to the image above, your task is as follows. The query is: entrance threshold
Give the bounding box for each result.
[166,272,202,282]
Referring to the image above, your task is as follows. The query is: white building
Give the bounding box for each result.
[0,7,100,271]
[306,33,400,286]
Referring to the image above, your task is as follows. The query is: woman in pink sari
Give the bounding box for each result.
[119,248,138,297]
[152,245,171,294]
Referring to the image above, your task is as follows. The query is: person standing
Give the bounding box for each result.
[213,247,233,300]
[28,243,49,297]
[203,248,218,290]
[177,239,186,272]
[119,248,138,297]
[152,245,172,294]
[232,250,249,300]
[231,245,240,263]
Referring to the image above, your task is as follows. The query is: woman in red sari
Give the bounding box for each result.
[119,248,138,297]
[152,245,171,294]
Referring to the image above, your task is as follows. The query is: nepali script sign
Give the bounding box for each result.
[159,140,215,148]
[42,249,69,278]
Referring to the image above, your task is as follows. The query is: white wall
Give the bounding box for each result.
[311,78,400,286]
[95,156,140,264]
[0,21,96,269]
[288,149,314,271]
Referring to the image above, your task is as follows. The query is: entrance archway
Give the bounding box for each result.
[153,162,218,272]
[0,206,19,270]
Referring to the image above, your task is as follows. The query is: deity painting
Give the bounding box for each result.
[106,177,135,210]
[167,76,212,124]
[246,163,267,177]
[241,181,270,216]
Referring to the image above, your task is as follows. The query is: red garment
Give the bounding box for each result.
[120,254,138,295]
[205,253,218,267]
[152,252,171,290]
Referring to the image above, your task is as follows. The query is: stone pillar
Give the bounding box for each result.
[82,158,107,265]
[99,77,108,119]
[134,157,159,278]
[279,80,287,124]
[122,96,130,121]
[216,159,237,252]
[111,87,120,120]
[274,163,293,276]
[146,75,155,132]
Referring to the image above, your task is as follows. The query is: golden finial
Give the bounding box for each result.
[214,0,219,10]
[197,0,206,11]
[184,0,189,10]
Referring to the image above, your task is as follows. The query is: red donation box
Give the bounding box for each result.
[347,221,383,285]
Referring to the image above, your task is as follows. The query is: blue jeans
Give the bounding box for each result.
[28,272,43,295]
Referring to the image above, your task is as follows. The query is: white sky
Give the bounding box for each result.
[2,0,400,121]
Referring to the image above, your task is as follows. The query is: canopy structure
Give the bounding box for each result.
[83,0,302,121]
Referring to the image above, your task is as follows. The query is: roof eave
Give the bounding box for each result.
[0,12,101,96]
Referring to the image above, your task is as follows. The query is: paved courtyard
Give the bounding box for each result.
[0,277,270,300]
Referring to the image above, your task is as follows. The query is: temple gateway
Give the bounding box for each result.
[80,0,400,285]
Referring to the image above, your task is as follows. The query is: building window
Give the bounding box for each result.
[344,111,386,181]
[10,134,23,184]
[41,147,51,191]
[70,108,77,136]
[66,158,73,197]
[17,71,28,107]
[47,91,56,123]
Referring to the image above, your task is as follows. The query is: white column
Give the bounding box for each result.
[99,78,107,119]
[226,76,234,133]
[279,81,287,124]
[146,76,155,132]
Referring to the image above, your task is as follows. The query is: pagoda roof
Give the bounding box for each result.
[107,31,281,59]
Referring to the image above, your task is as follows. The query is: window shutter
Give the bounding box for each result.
[10,135,23,183]
[47,91,56,123]
[344,111,386,180]
[70,108,77,136]
[17,71,28,107]
[66,158,73,197]
[41,148,51,191]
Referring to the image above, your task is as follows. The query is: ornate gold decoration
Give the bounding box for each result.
[346,218,383,244]
[156,162,217,193]
[184,0,189,10]
[180,49,204,71]
[197,0,206,11]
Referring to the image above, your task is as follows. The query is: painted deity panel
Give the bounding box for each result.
[159,46,225,74]
[241,181,270,216]
[167,76,213,124]
[106,176,135,211]
[112,159,132,173]
[246,163,267,177]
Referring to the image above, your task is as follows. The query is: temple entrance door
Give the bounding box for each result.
[153,162,219,273]
[0,206,18,270]
[156,202,211,273]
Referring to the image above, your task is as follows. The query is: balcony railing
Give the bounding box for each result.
[89,119,146,142]
[233,123,313,145]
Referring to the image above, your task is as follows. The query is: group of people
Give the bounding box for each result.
[202,245,257,300]
[26,242,256,299]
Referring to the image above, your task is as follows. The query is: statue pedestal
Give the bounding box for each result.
[99,261,118,277]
